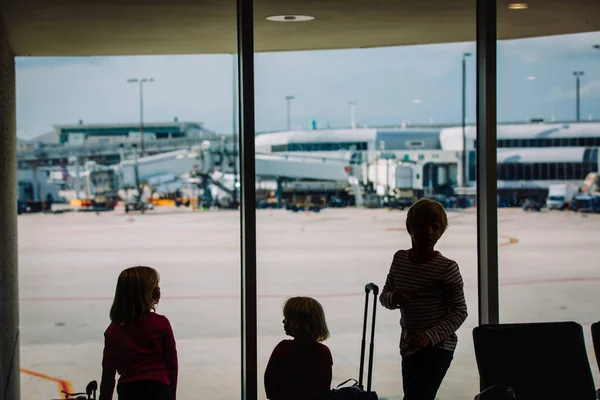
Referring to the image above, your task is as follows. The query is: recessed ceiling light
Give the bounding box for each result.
[266,15,315,22]
[508,3,528,10]
[413,100,421,104]
[526,76,536,80]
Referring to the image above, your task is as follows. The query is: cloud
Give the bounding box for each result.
[581,79,600,98]
[548,78,600,100]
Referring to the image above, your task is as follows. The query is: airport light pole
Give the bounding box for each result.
[350,101,357,129]
[127,78,154,157]
[286,96,295,131]
[595,46,599,121]
[573,71,584,122]
[131,143,142,201]
[462,52,472,187]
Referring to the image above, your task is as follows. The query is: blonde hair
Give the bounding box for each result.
[109,266,160,325]
[406,198,448,234]
[283,297,330,342]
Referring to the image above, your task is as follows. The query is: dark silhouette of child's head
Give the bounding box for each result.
[282,297,330,342]
[110,266,161,325]
[406,198,448,251]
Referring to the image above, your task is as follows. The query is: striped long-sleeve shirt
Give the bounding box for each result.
[379,249,467,357]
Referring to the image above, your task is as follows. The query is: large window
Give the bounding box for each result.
[255,11,478,398]
[16,53,242,398]
[497,136,600,148]
[497,162,595,181]
[496,20,600,388]
[271,142,369,153]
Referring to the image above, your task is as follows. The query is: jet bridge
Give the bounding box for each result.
[59,143,365,207]
[203,151,363,206]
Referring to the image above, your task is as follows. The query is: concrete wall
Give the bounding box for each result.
[0,15,20,400]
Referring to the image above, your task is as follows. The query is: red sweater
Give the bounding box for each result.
[264,339,333,400]
[99,312,178,400]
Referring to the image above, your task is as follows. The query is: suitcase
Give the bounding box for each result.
[327,283,379,400]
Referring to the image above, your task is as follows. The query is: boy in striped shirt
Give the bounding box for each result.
[380,198,468,400]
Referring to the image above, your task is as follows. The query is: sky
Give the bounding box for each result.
[14,32,600,139]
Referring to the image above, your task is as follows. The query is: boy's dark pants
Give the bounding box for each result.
[117,380,170,400]
[402,348,454,400]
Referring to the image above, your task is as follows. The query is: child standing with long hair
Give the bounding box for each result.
[264,296,333,400]
[100,266,178,400]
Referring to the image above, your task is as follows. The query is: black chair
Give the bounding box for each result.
[473,321,597,400]
[591,322,600,372]
[592,322,600,400]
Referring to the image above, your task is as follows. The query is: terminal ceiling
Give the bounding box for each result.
[1,0,599,56]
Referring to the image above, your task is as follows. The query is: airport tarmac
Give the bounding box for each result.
[17,206,600,400]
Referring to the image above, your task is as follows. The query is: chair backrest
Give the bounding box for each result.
[591,322,600,372]
[473,321,596,400]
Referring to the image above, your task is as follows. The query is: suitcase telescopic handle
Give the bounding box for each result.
[365,283,379,295]
[359,283,379,392]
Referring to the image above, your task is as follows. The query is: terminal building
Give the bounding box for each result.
[51,121,212,146]
[17,120,217,167]
[31,120,214,146]
[256,122,600,203]
[444,123,600,202]
[16,120,600,206]
[17,121,600,205]
[255,128,442,153]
